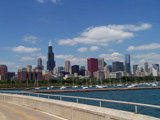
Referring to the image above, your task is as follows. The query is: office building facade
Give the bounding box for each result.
[87,58,98,77]
[65,61,71,73]
[112,61,124,72]
[125,54,131,74]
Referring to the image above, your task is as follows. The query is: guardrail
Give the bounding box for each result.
[0,91,160,114]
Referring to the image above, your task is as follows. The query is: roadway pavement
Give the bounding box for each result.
[0,102,67,120]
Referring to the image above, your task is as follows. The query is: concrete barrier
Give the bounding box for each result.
[0,93,159,120]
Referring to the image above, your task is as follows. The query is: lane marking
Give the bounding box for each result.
[0,103,35,120]
[36,110,68,120]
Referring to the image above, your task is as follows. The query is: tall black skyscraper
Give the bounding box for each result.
[125,54,131,74]
[47,41,55,71]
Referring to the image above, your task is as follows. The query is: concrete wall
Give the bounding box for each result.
[0,93,159,120]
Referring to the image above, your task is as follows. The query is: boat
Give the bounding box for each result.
[50,86,54,89]
[25,79,30,90]
[60,86,66,90]
[96,85,103,88]
[152,83,158,87]
[82,86,88,89]
[102,85,108,88]
[72,86,78,88]
[127,84,138,88]
[34,78,40,90]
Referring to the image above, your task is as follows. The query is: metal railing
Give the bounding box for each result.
[0,91,160,114]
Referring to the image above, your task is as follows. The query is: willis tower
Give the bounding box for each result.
[47,40,55,71]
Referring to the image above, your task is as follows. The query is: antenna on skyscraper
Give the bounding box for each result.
[49,40,52,46]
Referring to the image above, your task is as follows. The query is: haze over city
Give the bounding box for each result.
[0,0,160,72]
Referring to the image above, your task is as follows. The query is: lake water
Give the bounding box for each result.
[49,89,160,118]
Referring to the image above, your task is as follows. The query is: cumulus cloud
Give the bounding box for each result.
[36,0,60,3]
[108,49,114,52]
[77,47,88,52]
[90,46,99,51]
[23,35,37,44]
[58,23,151,46]
[8,46,41,53]
[107,23,152,31]
[36,0,45,3]
[99,52,123,61]
[133,53,160,65]
[0,61,16,66]
[127,43,160,51]
[55,55,74,60]
[21,56,35,61]
[32,53,47,61]
[55,54,86,66]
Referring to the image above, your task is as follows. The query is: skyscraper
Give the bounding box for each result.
[125,54,131,74]
[87,58,98,77]
[144,62,149,74]
[71,65,79,75]
[133,65,138,74]
[0,65,8,79]
[152,64,159,76]
[37,58,43,69]
[98,58,104,70]
[112,61,124,72]
[65,61,71,73]
[47,41,55,71]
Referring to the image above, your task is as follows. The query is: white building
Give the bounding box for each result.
[152,64,159,76]
[65,61,71,73]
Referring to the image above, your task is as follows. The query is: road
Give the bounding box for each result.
[0,102,67,120]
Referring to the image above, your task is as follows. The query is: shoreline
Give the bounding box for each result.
[21,86,160,93]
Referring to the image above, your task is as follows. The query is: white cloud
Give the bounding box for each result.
[108,49,114,52]
[36,0,60,3]
[36,0,45,3]
[32,53,47,61]
[55,54,86,66]
[8,46,41,53]
[133,53,160,65]
[55,55,74,60]
[99,52,123,61]
[0,61,16,66]
[77,47,88,52]
[58,39,77,46]
[107,23,152,31]
[21,56,35,61]
[127,43,160,51]
[58,23,151,46]
[23,35,37,44]
[90,46,99,51]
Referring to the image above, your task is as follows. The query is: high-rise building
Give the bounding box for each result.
[144,62,149,74]
[0,65,8,79]
[98,58,104,70]
[18,66,42,81]
[79,66,85,76]
[47,41,55,71]
[112,61,124,72]
[71,65,79,75]
[107,65,112,72]
[37,58,43,69]
[152,64,159,76]
[87,58,98,77]
[58,66,64,73]
[65,61,71,73]
[125,54,131,74]
[155,64,159,73]
[133,65,138,74]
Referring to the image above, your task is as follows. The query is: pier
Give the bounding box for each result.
[22,86,160,93]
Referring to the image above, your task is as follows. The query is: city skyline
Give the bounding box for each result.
[0,0,160,72]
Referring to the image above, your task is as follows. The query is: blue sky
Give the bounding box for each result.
[0,0,160,72]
